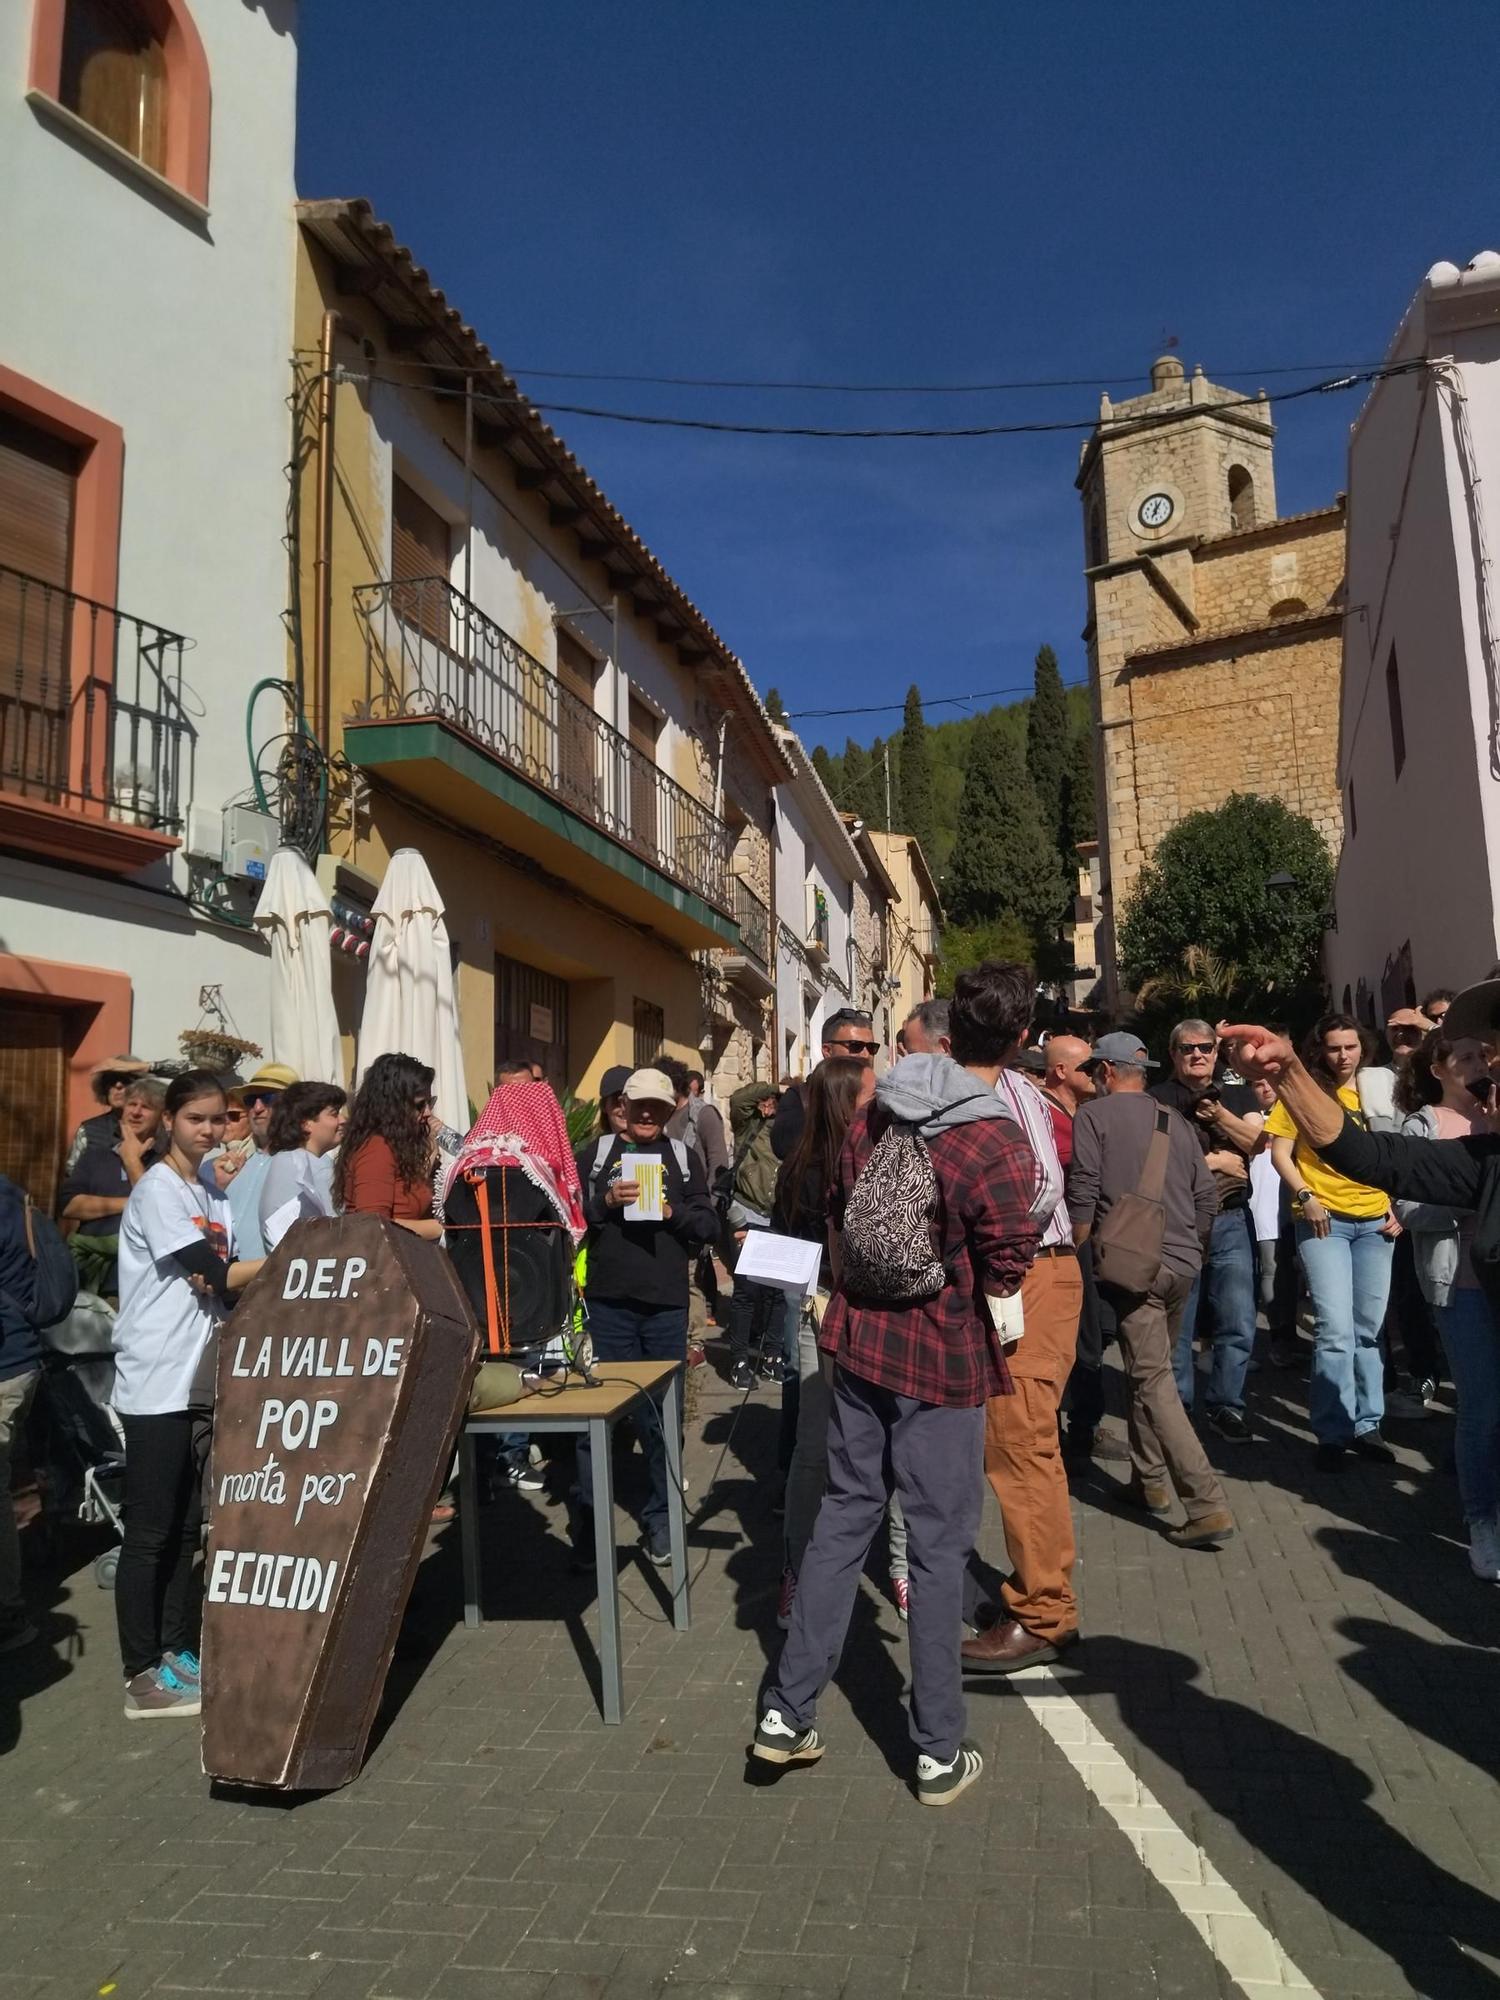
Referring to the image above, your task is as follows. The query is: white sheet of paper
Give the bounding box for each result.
[622,1152,665,1222]
[734,1229,822,1298]
[263,1196,301,1251]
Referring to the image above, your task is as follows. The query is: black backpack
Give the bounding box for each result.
[1,1180,79,1331]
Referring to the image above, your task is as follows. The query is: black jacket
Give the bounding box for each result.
[575,1136,719,1310]
[0,1176,43,1381]
[771,1083,807,1161]
[1322,1116,1500,1312]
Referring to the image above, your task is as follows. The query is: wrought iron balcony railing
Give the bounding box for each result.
[0,563,192,830]
[355,576,731,911]
[730,876,770,967]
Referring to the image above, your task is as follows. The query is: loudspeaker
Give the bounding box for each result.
[445,1166,572,1369]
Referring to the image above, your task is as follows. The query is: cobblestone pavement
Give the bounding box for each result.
[3,1340,1499,2000]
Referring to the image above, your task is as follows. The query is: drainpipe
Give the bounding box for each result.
[712,710,728,822]
[312,309,354,756]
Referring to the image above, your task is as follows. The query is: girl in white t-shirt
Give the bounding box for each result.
[257,1081,348,1252]
[113,1071,263,1721]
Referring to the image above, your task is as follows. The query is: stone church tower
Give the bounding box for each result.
[1077,356,1345,1001]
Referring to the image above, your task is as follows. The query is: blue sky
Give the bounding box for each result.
[296,0,1498,753]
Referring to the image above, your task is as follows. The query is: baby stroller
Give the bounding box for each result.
[32,1291,126,1589]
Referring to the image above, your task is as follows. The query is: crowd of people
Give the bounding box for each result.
[1,967,1494,1804]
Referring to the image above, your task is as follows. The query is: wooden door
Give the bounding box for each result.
[0,1006,67,1212]
[390,475,451,648]
[0,414,77,801]
[627,694,659,858]
[555,630,597,812]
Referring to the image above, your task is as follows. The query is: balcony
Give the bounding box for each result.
[350,577,736,949]
[805,895,832,967]
[0,564,191,874]
[720,876,774,999]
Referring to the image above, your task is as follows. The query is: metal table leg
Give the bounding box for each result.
[590,1415,624,1724]
[661,1368,690,1632]
[459,1427,481,1628]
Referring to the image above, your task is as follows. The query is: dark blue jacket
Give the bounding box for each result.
[0,1176,44,1381]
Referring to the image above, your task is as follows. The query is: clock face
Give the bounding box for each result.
[1139,492,1175,530]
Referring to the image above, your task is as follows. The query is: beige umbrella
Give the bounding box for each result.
[252,848,343,1086]
[356,847,468,1132]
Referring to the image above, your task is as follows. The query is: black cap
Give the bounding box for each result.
[599,1064,632,1101]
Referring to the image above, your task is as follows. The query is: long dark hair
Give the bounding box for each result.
[1395,1031,1460,1117]
[778,1057,865,1231]
[334,1053,434,1208]
[269,1082,347,1155]
[165,1069,226,1117]
[1301,1012,1374,1096]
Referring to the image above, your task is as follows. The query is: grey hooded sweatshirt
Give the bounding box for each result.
[876,1054,1019,1139]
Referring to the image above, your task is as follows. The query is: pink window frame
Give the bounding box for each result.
[29,0,211,207]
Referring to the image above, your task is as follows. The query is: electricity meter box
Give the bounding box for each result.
[222,806,279,883]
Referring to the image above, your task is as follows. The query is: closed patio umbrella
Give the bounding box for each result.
[252,847,344,1086]
[356,847,468,1133]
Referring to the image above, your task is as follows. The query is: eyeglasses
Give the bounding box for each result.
[1176,1041,1216,1056]
[831,1038,879,1056]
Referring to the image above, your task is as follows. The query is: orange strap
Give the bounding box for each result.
[473,1171,506,1357]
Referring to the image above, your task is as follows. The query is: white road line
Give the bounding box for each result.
[1009,1664,1321,1998]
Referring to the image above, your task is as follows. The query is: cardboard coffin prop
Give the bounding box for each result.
[201,1214,479,1790]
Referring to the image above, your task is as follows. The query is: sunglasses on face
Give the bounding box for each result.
[242,1091,277,1110]
[831,1038,879,1055]
[1177,1042,1216,1056]
[1389,1026,1425,1043]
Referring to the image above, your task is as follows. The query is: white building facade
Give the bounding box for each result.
[770,729,866,1077]
[0,0,299,1202]
[1329,252,1500,1017]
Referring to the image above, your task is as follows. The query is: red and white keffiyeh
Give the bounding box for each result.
[440,1082,586,1244]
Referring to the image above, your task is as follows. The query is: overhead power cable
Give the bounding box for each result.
[361,354,1382,395]
[338,359,1423,441]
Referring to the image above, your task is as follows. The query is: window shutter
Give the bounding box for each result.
[0,416,78,800]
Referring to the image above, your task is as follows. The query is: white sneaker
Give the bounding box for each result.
[1468,1514,1500,1583]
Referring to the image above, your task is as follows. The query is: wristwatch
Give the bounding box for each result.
[1291,1188,1314,1211]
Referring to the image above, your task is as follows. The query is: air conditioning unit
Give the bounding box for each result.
[221,806,278,883]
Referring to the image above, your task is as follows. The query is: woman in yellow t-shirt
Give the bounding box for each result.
[1266,1014,1398,1463]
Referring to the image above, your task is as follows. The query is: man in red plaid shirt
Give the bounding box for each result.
[754,962,1042,1808]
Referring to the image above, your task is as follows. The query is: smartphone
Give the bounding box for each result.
[1467,1077,1497,1108]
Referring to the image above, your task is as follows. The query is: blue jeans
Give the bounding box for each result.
[1436,1288,1500,1523]
[1174,1207,1256,1414]
[1296,1216,1393,1444]
[573,1300,687,1547]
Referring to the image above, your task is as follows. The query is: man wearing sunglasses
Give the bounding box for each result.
[223,1062,299,1260]
[771,1008,881,1158]
[1149,1022,1263,1442]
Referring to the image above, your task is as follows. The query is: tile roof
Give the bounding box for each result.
[1193,501,1345,549]
[1126,604,1341,663]
[296,198,793,784]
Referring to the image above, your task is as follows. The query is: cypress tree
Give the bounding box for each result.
[1026,646,1068,861]
[811,743,839,795]
[765,687,787,723]
[945,712,1069,945]
[898,685,934,854]
[841,738,878,823]
[1062,725,1097,853]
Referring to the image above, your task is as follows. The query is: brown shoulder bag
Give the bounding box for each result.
[1092,1107,1171,1295]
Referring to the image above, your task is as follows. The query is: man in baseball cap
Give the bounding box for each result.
[1083,1032,1158,1075]
[573,1063,718,1570]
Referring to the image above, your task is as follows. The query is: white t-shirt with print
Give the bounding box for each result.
[259,1149,335,1250]
[112,1161,234,1416]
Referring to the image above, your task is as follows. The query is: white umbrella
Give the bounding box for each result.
[252,847,344,1086]
[356,847,468,1132]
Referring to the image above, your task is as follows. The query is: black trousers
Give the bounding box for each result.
[116,1410,204,1679]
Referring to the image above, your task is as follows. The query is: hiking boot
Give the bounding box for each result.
[917,1741,983,1808]
[1352,1432,1396,1463]
[1205,1407,1252,1444]
[1125,1477,1174,1515]
[752,1707,824,1767]
[1168,1510,1235,1550]
[123,1663,201,1720]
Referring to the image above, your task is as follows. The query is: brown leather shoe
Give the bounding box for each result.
[1169,1509,1235,1549]
[960,1618,1077,1675]
[1125,1477,1174,1515]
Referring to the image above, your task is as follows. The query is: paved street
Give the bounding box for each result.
[3,1347,1499,2000]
